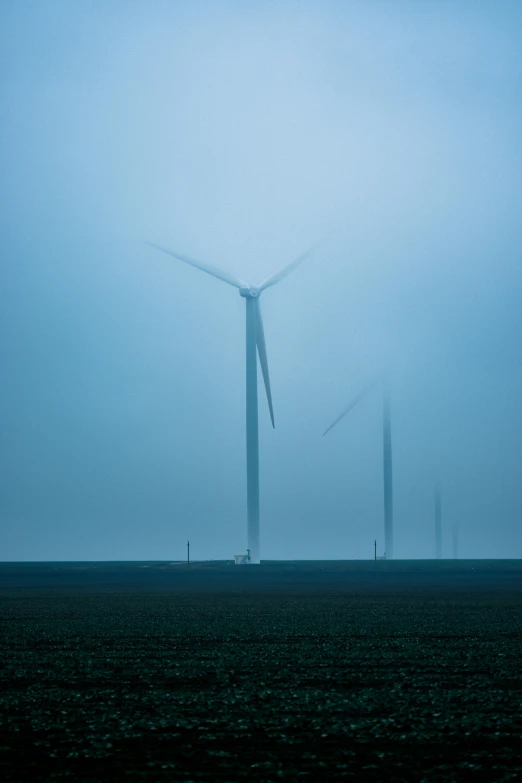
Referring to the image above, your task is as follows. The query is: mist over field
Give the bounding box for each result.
[1,0,521,561]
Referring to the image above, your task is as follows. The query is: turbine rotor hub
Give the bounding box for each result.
[239,286,260,298]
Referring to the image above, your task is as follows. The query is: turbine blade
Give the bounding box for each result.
[257,239,322,292]
[146,241,244,288]
[323,379,379,436]
[254,298,275,428]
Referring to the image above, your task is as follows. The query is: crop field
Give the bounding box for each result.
[1,560,521,781]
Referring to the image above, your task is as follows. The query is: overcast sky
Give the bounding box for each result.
[2,0,521,561]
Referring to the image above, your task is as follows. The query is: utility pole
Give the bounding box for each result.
[374,539,377,561]
[187,540,190,564]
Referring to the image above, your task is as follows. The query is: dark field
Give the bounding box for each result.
[1,561,521,781]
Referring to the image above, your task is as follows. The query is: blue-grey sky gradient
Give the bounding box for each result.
[2,0,521,560]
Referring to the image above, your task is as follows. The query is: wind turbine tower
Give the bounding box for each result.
[147,240,320,564]
[452,523,458,560]
[434,485,442,559]
[382,388,393,560]
[323,378,394,559]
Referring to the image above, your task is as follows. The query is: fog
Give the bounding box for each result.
[2,0,521,560]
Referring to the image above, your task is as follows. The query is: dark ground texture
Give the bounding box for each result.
[1,560,521,781]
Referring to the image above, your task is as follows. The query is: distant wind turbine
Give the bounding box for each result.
[323,377,394,559]
[434,485,442,559]
[146,240,321,564]
[452,523,458,560]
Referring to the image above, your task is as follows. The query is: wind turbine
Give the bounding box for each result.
[146,239,320,564]
[452,523,458,560]
[434,484,442,559]
[323,377,394,559]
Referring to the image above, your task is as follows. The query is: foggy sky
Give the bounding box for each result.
[2,0,521,560]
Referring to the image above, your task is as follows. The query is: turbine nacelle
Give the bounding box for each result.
[239,286,260,299]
